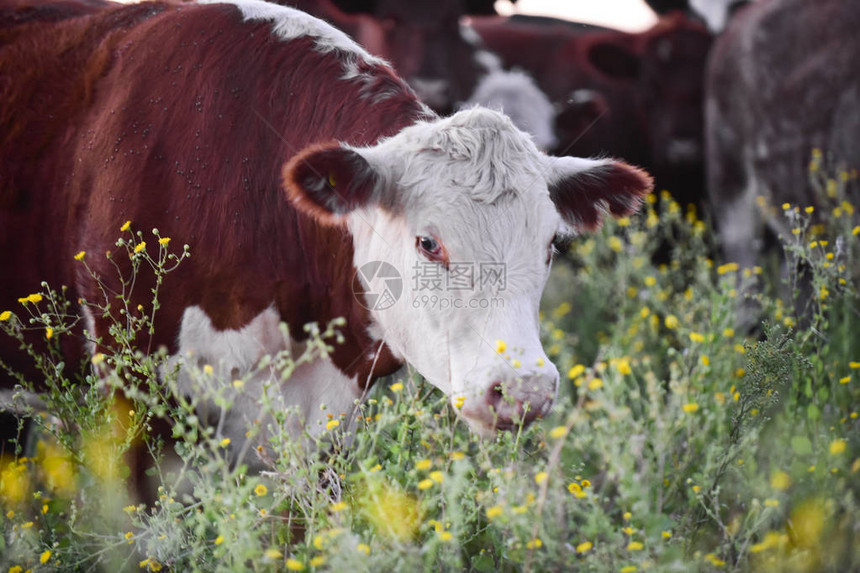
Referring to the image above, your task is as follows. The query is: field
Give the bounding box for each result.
[1,163,858,571]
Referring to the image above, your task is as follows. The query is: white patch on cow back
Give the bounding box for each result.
[171,305,362,467]
[201,0,387,68]
[463,69,557,150]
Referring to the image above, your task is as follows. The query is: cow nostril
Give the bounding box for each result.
[481,375,556,432]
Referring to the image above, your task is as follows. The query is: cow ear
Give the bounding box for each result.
[546,157,653,232]
[282,142,382,224]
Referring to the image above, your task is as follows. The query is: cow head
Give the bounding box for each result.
[284,108,651,435]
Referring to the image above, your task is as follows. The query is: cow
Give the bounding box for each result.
[705,0,860,270]
[468,13,712,208]
[289,0,486,114]
[0,0,652,461]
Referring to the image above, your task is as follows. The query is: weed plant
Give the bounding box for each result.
[0,161,858,572]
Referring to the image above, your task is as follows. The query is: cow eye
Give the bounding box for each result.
[547,234,568,265]
[416,235,448,265]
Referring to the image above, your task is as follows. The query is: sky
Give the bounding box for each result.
[493,0,659,32]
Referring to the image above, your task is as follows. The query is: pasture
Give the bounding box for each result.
[1,163,858,571]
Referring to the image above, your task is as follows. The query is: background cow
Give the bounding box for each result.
[705,0,860,269]
[468,12,712,207]
[0,0,652,460]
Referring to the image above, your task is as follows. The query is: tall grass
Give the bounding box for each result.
[1,163,858,572]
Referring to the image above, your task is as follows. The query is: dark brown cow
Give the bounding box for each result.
[469,13,712,206]
[705,0,860,268]
[0,0,652,457]
[293,0,487,114]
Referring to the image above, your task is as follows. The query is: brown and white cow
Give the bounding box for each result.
[705,0,860,269]
[0,0,651,454]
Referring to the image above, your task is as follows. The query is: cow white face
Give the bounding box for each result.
[284,108,651,435]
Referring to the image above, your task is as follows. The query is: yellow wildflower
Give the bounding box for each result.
[549,426,568,439]
[74,250,86,261]
[389,382,403,392]
[214,535,224,545]
[158,237,171,246]
[568,482,586,498]
[45,327,53,340]
[627,541,644,551]
[770,470,791,491]
[829,439,847,455]
[689,332,705,343]
[587,378,603,391]
[40,550,52,564]
[357,544,370,555]
[486,505,503,519]
[568,364,586,379]
[286,558,305,571]
[553,302,572,318]
[534,471,548,485]
[254,484,268,497]
[576,541,593,553]
[429,471,444,483]
[682,403,699,413]
[219,438,231,448]
[330,501,347,512]
[415,459,432,471]
[664,315,679,329]
[0,310,10,321]
[326,420,340,431]
[417,479,434,490]
[134,241,146,253]
[495,339,506,354]
[120,220,131,232]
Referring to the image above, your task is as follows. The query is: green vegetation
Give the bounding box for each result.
[1,164,858,572]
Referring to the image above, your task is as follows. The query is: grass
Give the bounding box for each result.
[1,161,859,572]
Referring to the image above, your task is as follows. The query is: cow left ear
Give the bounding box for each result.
[546,156,653,232]
[282,142,383,224]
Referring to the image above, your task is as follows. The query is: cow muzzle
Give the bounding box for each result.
[460,372,558,434]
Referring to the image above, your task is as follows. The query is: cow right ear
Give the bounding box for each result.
[546,156,653,232]
[282,142,382,224]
